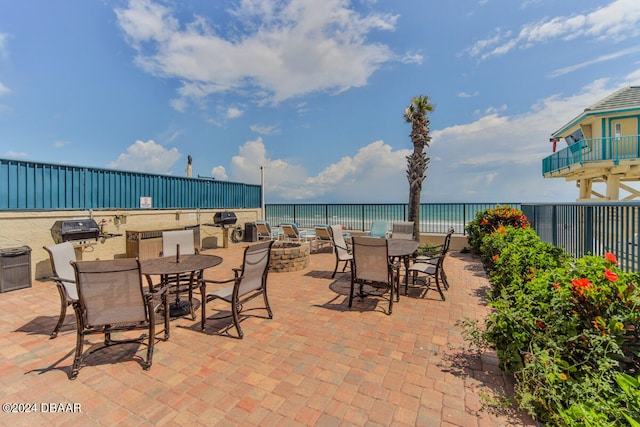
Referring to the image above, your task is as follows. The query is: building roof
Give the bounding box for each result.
[585,85,640,113]
[553,85,640,137]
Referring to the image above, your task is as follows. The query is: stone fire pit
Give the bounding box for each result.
[269,241,310,272]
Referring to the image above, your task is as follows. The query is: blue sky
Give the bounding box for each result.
[1,0,640,203]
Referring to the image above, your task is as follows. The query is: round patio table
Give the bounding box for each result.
[141,254,223,337]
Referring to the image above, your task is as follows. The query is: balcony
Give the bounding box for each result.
[542,135,640,177]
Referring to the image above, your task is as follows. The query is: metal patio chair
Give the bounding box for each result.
[200,241,274,339]
[69,258,168,380]
[391,221,415,240]
[367,220,390,238]
[349,236,400,315]
[329,224,353,278]
[43,242,78,339]
[160,229,199,319]
[414,227,454,290]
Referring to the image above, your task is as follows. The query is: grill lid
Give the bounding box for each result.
[51,219,100,243]
[213,212,237,226]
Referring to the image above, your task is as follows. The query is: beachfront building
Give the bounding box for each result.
[542,86,640,201]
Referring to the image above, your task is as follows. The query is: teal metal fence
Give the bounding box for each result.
[0,158,261,210]
[265,203,519,235]
[522,203,640,272]
[542,135,640,175]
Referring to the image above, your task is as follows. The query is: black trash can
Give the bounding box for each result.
[244,222,258,242]
[0,246,32,293]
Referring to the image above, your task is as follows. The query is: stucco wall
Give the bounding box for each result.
[0,208,262,280]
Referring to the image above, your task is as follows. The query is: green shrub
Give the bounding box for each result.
[479,226,570,298]
[462,226,640,425]
[466,205,530,254]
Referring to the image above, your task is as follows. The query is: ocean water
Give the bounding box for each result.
[265,203,517,235]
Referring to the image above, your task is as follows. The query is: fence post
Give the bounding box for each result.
[584,205,594,256]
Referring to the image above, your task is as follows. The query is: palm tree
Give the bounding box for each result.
[404,95,434,240]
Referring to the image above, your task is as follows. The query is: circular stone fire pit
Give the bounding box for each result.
[269,241,310,272]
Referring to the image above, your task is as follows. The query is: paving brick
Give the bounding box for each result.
[0,245,536,426]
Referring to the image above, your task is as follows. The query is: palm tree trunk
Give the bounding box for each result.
[407,150,428,239]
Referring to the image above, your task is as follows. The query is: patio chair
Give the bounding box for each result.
[70,258,168,380]
[162,229,198,257]
[414,227,454,290]
[312,224,333,253]
[367,220,390,238]
[255,220,283,241]
[391,221,415,240]
[160,229,199,319]
[329,224,353,278]
[43,242,78,339]
[408,251,447,301]
[349,237,400,315]
[200,241,274,339]
[280,222,316,242]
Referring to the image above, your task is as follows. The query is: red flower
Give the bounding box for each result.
[535,320,546,330]
[481,219,488,225]
[571,278,592,289]
[553,283,560,290]
[605,252,618,265]
[604,269,618,282]
[492,254,499,261]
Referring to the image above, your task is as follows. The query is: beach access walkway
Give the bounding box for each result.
[0,243,537,426]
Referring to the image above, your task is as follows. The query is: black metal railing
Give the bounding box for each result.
[265,203,519,235]
[522,203,640,272]
[267,202,640,272]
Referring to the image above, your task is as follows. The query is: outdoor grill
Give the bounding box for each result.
[50,219,100,244]
[213,212,237,226]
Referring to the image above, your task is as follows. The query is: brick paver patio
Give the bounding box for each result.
[0,242,537,426]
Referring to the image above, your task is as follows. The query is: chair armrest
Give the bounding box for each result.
[201,277,240,286]
[51,275,74,284]
[149,282,171,298]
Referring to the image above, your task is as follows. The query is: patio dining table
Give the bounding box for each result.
[141,254,223,339]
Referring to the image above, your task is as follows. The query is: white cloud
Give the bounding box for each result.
[218,137,411,202]
[209,75,637,203]
[423,78,617,201]
[4,150,27,158]
[108,139,181,173]
[115,0,407,105]
[457,91,479,98]
[0,33,9,60]
[210,165,228,180]
[226,107,243,119]
[549,46,640,78]
[0,82,10,97]
[250,124,280,135]
[468,0,640,60]
[53,140,70,148]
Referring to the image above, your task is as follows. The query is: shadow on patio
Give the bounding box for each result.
[0,243,537,426]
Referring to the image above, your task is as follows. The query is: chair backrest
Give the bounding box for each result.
[255,220,272,238]
[162,230,196,257]
[391,221,414,240]
[443,227,455,253]
[280,223,300,240]
[72,258,146,327]
[314,225,332,241]
[352,237,389,283]
[43,242,78,300]
[237,241,274,296]
[330,225,351,260]
[369,221,389,238]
